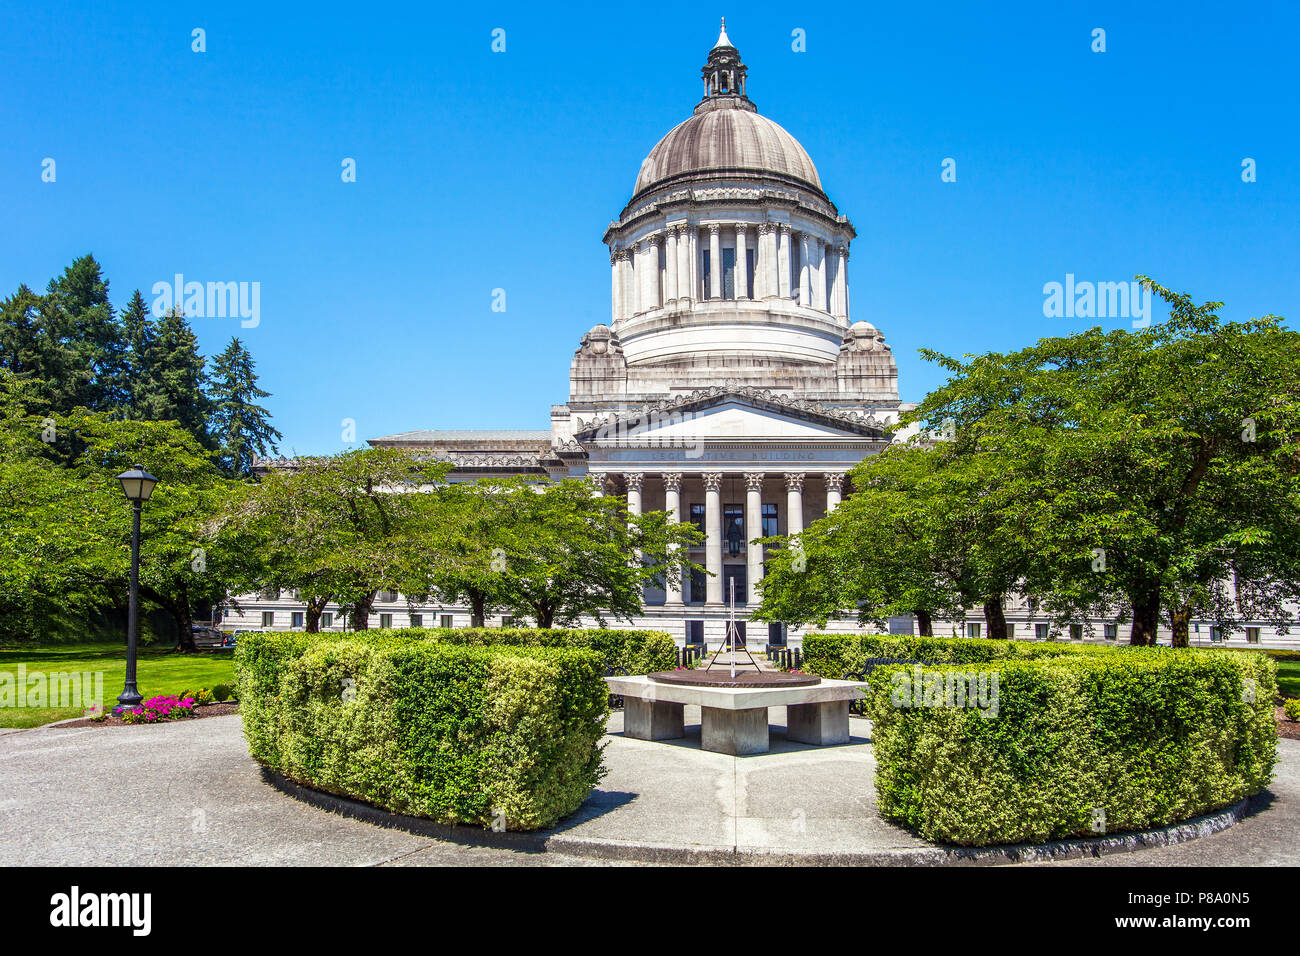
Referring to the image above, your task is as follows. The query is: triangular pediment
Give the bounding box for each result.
[573,387,888,442]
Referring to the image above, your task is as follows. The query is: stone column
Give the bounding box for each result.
[625,472,643,567]
[798,234,812,307]
[777,225,792,299]
[676,226,691,306]
[833,244,848,319]
[633,241,647,315]
[708,224,722,300]
[664,229,678,305]
[734,224,749,300]
[619,249,634,320]
[785,472,805,536]
[664,473,683,606]
[625,472,643,517]
[588,472,607,497]
[610,250,621,322]
[647,235,662,310]
[744,473,764,606]
[704,472,723,604]
[812,240,827,311]
[825,472,845,512]
[687,226,699,302]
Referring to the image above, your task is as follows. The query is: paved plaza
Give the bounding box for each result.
[1,711,1295,866]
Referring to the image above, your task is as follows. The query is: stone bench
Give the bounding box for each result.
[604,675,868,756]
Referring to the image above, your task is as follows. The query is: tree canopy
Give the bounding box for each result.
[757,280,1300,645]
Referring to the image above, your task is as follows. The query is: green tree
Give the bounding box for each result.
[210,448,451,630]
[0,372,238,646]
[481,477,702,629]
[136,306,211,447]
[909,278,1300,645]
[118,289,155,419]
[206,337,281,478]
[45,255,128,413]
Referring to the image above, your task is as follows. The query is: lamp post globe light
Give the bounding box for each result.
[114,465,158,711]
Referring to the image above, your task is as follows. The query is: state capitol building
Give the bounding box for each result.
[227,23,1287,649]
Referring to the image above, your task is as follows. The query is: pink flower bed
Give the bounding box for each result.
[118,695,198,724]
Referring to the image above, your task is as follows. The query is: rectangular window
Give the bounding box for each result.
[1104,623,1118,640]
[723,503,744,557]
[1005,622,1015,640]
[690,503,706,536]
[501,616,516,628]
[1035,623,1049,640]
[379,590,397,603]
[723,564,747,605]
[746,247,756,299]
[291,611,304,629]
[767,622,787,646]
[1246,626,1260,644]
[702,252,711,299]
[761,502,779,538]
[440,614,454,629]
[260,587,280,601]
[966,622,981,639]
[379,613,393,629]
[321,612,333,628]
[410,614,422,628]
[722,247,735,299]
[261,611,275,628]
[1070,623,1083,640]
[790,244,801,298]
[1210,626,1223,643]
[688,567,707,605]
[686,620,705,645]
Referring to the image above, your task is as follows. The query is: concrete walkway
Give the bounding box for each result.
[0,710,1294,866]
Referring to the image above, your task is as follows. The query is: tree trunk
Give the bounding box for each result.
[1169,605,1192,648]
[983,596,1008,639]
[535,607,554,629]
[1129,589,1161,645]
[304,596,329,634]
[469,591,486,628]
[915,610,933,637]
[348,591,375,630]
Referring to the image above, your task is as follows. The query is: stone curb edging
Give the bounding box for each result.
[265,768,1254,866]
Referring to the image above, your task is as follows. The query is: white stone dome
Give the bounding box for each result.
[634,107,823,197]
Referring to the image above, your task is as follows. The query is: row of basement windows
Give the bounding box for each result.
[261,611,457,630]
[962,622,1261,643]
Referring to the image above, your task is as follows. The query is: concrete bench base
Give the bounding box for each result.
[608,675,866,756]
[624,698,685,741]
[702,706,769,755]
[786,700,851,746]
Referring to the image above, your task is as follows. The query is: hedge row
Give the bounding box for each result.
[234,630,609,830]
[864,649,1278,845]
[235,626,676,674]
[800,633,1023,678]
[401,627,677,674]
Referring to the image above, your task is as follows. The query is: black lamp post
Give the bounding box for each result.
[114,465,158,711]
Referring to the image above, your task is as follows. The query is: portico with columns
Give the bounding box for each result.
[572,387,889,644]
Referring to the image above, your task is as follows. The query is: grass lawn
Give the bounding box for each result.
[1276,657,1300,699]
[0,642,235,728]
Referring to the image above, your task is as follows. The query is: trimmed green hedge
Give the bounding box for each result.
[235,626,676,675]
[866,649,1277,845]
[234,631,608,830]
[800,633,1022,678]
[404,627,677,675]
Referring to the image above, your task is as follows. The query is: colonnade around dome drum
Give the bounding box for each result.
[609,221,849,323]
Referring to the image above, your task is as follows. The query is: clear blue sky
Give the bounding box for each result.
[4,1,1296,455]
